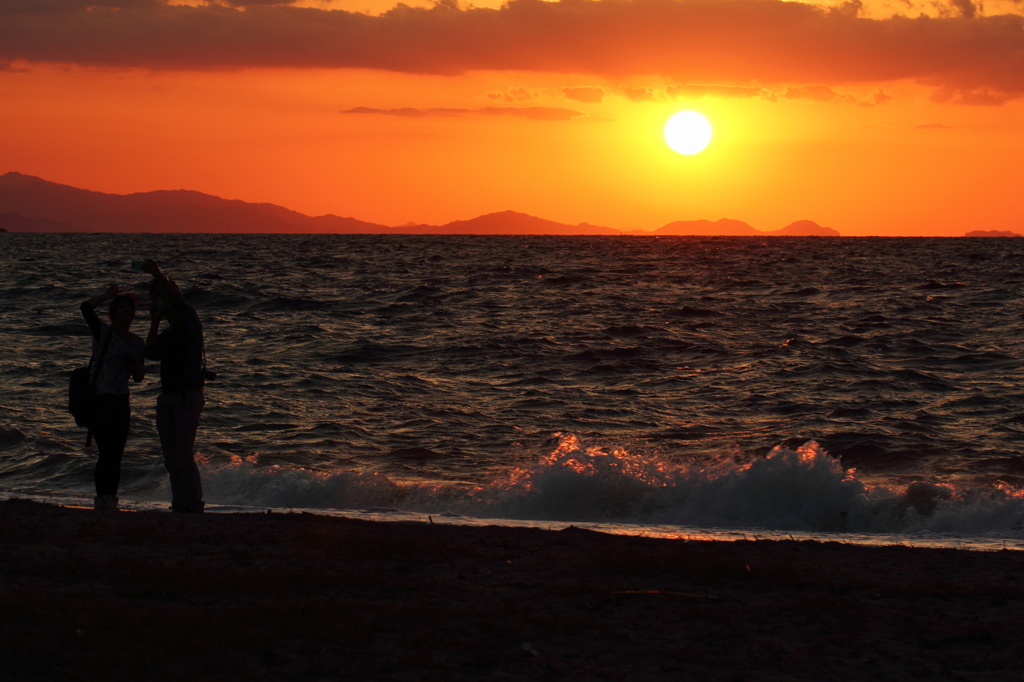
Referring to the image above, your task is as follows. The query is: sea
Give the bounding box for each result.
[3,233,1024,550]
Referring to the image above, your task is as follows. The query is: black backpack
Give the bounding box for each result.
[68,330,113,444]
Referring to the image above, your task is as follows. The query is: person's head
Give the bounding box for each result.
[149,279,177,323]
[108,294,136,325]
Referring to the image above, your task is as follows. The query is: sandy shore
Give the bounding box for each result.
[2,498,1023,681]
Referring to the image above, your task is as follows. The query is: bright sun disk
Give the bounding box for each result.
[664,111,712,155]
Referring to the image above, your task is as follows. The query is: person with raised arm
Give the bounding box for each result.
[143,261,207,513]
[81,285,146,512]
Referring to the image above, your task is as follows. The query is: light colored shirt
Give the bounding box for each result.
[91,324,145,396]
[82,303,145,396]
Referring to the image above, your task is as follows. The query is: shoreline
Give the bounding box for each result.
[6,491,1023,552]
[3,498,1024,680]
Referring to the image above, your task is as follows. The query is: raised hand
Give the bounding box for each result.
[87,284,123,308]
[142,260,162,278]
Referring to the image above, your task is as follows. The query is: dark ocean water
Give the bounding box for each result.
[3,233,1024,545]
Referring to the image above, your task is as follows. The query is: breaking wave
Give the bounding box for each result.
[171,434,1024,538]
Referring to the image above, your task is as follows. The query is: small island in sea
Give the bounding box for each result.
[0,212,75,233]
[964,230,1023,238]
[647,218,839,237]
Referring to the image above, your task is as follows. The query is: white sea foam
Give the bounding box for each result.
[138,456,404,510]
[174,434,1024,541]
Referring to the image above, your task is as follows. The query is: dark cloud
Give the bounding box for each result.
[487,86,538,102]
[562,86,605,103]
[929,85,1014,105]
[949,0,978,18]
[0,0,161,13]
[871,88,892,105]
[3,0,1024,103]
[343,106,585,120]
[217,0,302,6]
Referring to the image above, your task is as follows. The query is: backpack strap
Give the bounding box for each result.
[84,329,114,448]
[89,327,115,385]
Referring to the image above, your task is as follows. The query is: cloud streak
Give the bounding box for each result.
[3,0,1024,102]
[343,105,586,120]
[562,86,605,103]
[667,83,764,98]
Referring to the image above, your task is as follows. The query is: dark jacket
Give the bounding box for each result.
[146,297,205,393]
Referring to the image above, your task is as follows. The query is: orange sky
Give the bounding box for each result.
[2,0,1023,236]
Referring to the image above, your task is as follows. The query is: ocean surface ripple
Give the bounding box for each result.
[2,234,1024,543]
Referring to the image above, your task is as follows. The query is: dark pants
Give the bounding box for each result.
[92,394,131,496]
[157,388,205,513]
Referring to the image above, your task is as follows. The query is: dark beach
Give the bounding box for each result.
[2,499,1023,681]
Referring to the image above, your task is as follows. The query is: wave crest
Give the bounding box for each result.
[180,436,1024,538]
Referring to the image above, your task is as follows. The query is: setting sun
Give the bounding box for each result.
[664,111,713,155]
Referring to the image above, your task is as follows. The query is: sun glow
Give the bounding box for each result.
[664,111,713,155]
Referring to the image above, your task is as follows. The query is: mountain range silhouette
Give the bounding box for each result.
[0,172,841,236]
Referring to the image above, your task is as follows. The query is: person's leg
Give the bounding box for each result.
[157,390,205,513]
[156,393,183,508]
[92,395,129,510]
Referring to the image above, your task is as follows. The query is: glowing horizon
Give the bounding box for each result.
[2,0,1024,236]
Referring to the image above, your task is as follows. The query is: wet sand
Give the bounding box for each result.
[2,498,1023,681]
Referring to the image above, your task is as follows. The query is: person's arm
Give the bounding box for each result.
[143,261,166,360]
[80,302,101,339]
[81,284,120,338]
[143,261,184,304]
[85,284,121,309]
[144,309,163,361]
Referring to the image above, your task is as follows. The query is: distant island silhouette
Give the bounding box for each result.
[0,212,75,232]
[964,230,1023,238]
[0,171,845,236]
[647,218,839,237]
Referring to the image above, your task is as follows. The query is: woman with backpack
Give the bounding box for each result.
[80,285,146,512]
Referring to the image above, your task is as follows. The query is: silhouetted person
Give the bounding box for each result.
[81,285,145,512]
[144,261,206,513]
